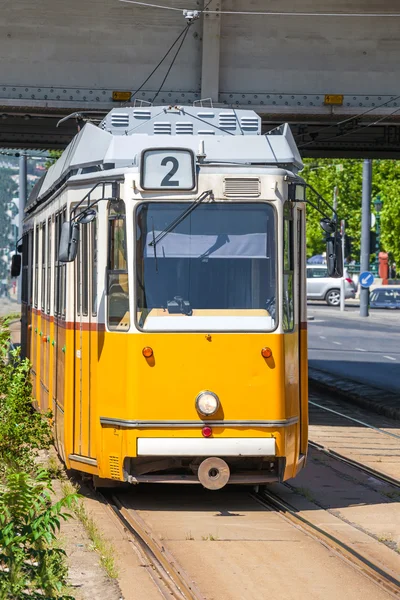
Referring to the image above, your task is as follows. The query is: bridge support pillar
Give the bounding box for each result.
[201,0,221,102]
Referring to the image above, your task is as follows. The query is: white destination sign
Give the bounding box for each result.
[141,149,196,190]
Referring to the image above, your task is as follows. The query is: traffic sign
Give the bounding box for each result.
[359,271,375,288]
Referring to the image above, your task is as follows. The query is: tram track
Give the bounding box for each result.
[252,488,400,598]
[105,493,204,600]
[106,481,400,600]
[309,396,400,485]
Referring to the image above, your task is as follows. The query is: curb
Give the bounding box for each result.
[308,367,400,421]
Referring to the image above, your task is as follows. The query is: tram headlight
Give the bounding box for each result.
[195,391,220,416]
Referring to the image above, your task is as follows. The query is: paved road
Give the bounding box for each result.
[307,303,400,394]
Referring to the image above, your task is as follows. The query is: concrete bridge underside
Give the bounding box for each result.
[1,0,400,157]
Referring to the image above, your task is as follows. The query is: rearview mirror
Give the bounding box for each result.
[326,236,343,278]
[59,222,80,263]
[77,209,96,224]
[320,218,336,234]
[10,254,21,277]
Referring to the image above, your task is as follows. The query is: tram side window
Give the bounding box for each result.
[41,222,46,312]
[47,218,52,314]
[61,208,67,319]
[28,229,33,306]
[91,218,97,317]
[54,213,62,318]
[283,204,294,332]
[34,225,39,308]
[107,200,129,330]
[21,233,29,304]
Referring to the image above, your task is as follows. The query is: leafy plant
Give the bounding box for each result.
[0,469,78,599]
[0,318,52,475]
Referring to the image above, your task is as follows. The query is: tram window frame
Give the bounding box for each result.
[34,225,39,309]
[28,229,33,306]
[46,218,52,314]
[107,199,130,331]
[54,212,61,318]
[91,217,98,317]
[283,203,295,332]
[61,208,67,319]
[41,223,46,312]
[81,219,89,317]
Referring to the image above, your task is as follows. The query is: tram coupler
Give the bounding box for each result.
[197,457,230,490]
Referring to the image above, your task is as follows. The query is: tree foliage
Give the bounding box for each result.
[302,158,400,264]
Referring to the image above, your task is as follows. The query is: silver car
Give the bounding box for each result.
[306,265,357,306]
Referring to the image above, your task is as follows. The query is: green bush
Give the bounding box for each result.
[0,470,78,599]
[0,318,52,474]
[0,318,78,599]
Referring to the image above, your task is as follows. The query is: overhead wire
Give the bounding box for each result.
[119,1,400,17]
[122,1,215,105]
[300,105,400,148]
[152,23,191,103]
[296,94,400,148]
[128,23,190,102]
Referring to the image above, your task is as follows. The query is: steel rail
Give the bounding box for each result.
[107,494,204,600]
[309,400,400,441]
[252,489,400,598]
[308,440,400,489]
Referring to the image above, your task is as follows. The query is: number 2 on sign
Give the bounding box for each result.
[161,156,179,187]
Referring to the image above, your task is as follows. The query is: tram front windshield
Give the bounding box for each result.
[136,202,276,331]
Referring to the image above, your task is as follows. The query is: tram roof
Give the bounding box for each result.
[27,106,302,212]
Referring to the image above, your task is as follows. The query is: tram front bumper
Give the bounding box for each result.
[136,437,276,456]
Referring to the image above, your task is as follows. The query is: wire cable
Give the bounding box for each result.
[300,105,400,148]
[126,24,191,105]
[152,23,191,103]
[119,1,400,17]
[297,94,400,148]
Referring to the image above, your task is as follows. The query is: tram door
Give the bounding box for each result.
[73,218,97,459]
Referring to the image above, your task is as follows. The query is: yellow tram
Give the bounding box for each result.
[15,105,342,489]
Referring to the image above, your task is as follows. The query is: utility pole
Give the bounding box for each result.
[360,159,372,317]
[18,154,27,303]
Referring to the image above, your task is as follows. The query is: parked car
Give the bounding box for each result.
[370,286,400,309]
[306,265,357,306]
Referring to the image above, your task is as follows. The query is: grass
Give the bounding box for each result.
[61,479,119,580]
[201,533,219,541]
[383,490,400,500]
[377,533,393,543]
[46,454,66,480]
[295,486,316,503]
[185,531,194,540]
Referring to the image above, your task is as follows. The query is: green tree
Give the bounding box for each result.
[302,159,400,264]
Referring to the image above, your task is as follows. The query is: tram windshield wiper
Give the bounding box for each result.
[148,190,214,249]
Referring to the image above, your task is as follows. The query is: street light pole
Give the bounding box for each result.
[18,155,27,303]
[360,159,372,318]
[374,195,383,277]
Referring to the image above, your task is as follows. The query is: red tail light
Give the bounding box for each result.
[345,278,353,283]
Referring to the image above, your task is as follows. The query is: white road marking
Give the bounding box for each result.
[355,348,367,352]
[319,336,326,339]
[332,341,342,345]
[384,355,396,361]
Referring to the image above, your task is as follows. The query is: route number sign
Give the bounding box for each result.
[141,149,196,190]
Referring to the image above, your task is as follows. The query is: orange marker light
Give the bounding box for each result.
[261,347,272,359]
[142,347,153,358]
